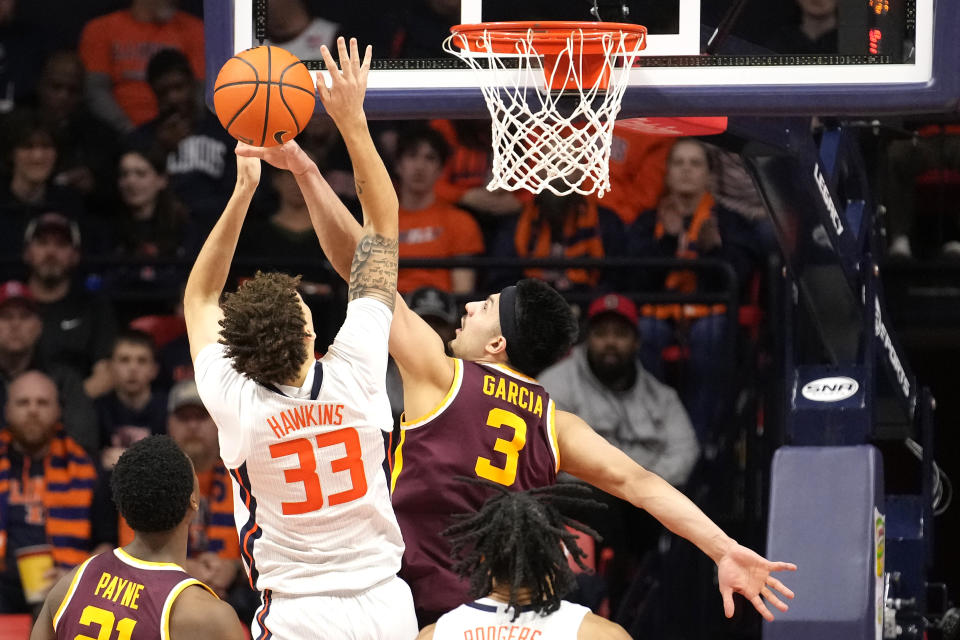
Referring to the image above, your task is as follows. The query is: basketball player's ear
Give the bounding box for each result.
[487,334,508,357]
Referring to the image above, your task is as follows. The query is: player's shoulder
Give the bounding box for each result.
[45,561,87,613]
[169,584,244,639]
[577,612,632,640]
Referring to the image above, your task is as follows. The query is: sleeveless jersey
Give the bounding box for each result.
[433,598,590,640]
[53,548,214,640]
[390,359,560,613]
[194,298,404,596]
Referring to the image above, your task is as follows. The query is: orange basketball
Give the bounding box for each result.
[213,46,315,147]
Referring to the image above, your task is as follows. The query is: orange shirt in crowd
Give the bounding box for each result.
[589,127,675,225]
[397,202,485,293]
[514,199,605,287]
[79,9,205,126]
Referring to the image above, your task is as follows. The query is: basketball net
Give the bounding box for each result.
[443,24,646,197]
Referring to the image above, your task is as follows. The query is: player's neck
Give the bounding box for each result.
[473,353,510,370]
[487,585,535,606]
[285,356,314,388]
[125,530,188,567]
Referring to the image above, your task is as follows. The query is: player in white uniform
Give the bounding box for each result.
[183,38,417,639]
[417,481,630,640]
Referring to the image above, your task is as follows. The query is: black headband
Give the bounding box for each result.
[498,285,519,364]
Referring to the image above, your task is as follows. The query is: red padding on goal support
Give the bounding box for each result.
[616,116,729,137]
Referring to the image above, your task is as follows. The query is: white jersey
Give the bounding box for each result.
[195,298,403,597]
[433,598,591,640]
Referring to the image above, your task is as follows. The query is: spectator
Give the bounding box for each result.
[130,48,235,232]
[23,213,117,398]
[78,0,205,132]
[0,0,45,113]
[106,146,193,287]
[539,294,700,487]
[0,281,98,454]
[626,138,760,441]
[0,370,95,614]
[385,286,458,425]
[395,126,485,294]
[266,0,339,59]
[26,50,121,205]
[95,330,166,471]
[588,127,674,260]
[766,0,838,54]
[0,117,83,258]
[490,190,604,292]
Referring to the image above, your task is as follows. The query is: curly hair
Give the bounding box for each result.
[112,435,194,533]
[443,478,603,621]
[509,279,579,377]
[219,271,308,386]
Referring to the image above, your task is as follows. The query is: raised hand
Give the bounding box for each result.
[236,140,314,176]
[716,544,797,621]
[316,36,372,130]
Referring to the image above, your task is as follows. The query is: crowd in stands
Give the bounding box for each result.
[0,0,955,633]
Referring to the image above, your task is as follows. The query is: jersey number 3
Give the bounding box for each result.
[269,428,368,515]
[475,408,527,486]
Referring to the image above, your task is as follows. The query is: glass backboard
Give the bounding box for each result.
[205,0,957,119]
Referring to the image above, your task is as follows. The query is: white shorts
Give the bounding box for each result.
[250,576,418,640]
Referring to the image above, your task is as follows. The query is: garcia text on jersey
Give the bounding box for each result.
[481,374,543,417]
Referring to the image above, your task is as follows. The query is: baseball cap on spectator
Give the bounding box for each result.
[0,281,37,312]
[168,379,204,413]
[406,287,458,325]
[24,212,81,248]
[587,293,639,327]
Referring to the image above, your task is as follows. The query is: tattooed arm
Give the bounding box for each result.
[348,232,398,310]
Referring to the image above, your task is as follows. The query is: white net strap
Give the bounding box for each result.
[443,27,645,196]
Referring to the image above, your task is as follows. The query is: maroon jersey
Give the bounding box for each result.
[390,359,560,613]
[53,548,215,640]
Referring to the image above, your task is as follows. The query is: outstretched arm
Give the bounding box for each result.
[556,410,796,621]
[183,150,260,361]
[237,39,454,392]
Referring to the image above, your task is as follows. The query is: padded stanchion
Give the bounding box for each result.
[764,446,884,640]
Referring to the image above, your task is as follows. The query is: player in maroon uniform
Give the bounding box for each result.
[31,436,244,640]
[237,142,797,626]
